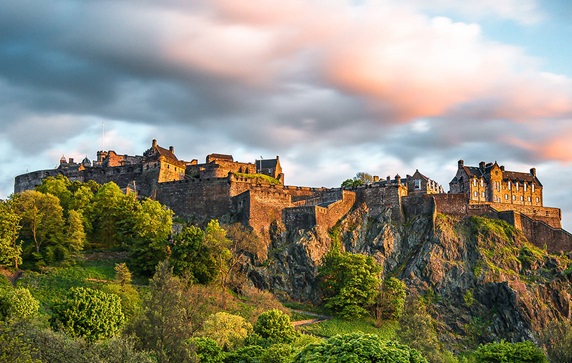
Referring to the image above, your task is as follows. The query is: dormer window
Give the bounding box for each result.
[532,184,535,192]
[414,180,421,190]
[508,181,511,190]
[524,183,527,192]
[515,182,519,191]
[473,179,477,186]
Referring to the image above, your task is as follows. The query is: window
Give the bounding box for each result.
[473,179,477,186]
[536,197,539,203]
[505,194,508,200]
[508,181,511,190]
[524,183,527,191]
[512,195,516,201]
[473,191,478,197]
[515,182,519,191]
[414,179,421,190]
[480,179,484,187]
[528,197,531,202]
[532,184,535,192]
[520,196,524,201]
[482,192,485,198]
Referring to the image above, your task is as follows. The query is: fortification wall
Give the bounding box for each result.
[354,184,406,221]
[488,203,561,229]
[402,195,436,217]
[15,169,67,193]
[246,188,292,235]
[314,190,356,230]
[283,206,317,231]
[433,194,469,216]
[155,177,231,222]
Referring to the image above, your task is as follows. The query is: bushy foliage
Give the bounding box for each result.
[378,277,407,321]
[472,340,547,363]
[260,343,295,363]
[50,286,125,341]
[127,260,196,363]
[224,345,265,363]
[201,312,252,350]
[295,332,427,363]
[190,337,225,363]
[0,287,40,321]
[253,309,298,345]
[0,200,22,269]
[129,199,173,276]
[171,225,217,283]
[318,250,382,318]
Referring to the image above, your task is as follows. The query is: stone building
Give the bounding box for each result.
[449,160,543,207]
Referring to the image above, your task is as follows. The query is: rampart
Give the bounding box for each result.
[284,190,356,231]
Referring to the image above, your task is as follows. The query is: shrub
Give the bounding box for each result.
[295,332,427,363]
[190,337,225,363]
[253,309,298,345]
[3,288,40,321]
[50,287,125,341]
[200,312,252,350]
[473,340,547,363]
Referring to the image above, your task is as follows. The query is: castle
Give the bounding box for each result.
[14,140,572,252]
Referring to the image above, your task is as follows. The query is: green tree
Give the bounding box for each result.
[200,312,252,350]
[253,309,298,345]
[317,250,382,318]
[69,185,95,235]
[473,340,547,363]
[65,209,86,258]
[341,172,375,188]
[14,190,65,263]
[129,199,173,276]
[171,225,217,283]
[127,260,196,363]
[204,220,235,307]
[114,262,132,289]
[190,337,224,363]
[295,332,428,363]
[261,343,294,363]
[36,175,73,213]
[89,182,133,248]
[377,277,407,322]
[0,200,22,269]
[50,287,125,341]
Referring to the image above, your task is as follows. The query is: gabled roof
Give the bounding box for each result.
[208,153,234,162]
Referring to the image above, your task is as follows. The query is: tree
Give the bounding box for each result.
[377,277,407,322]
[204,220,236,307]
[36,175,73,213]
[127,260,195,363]
[341,172,375,188]
[317,250,381,318]
[14,190,65,263]
[114,262,132,289]
[50,287,125,341]
[200,312,252,350]
[473,340,547,363]
[295,332,427,363]
[190,337,224,363]
[252,309,298,345]
[89,182,133,248]
[129,199,173,276]
[65,209,86,258]
[171,225,217,283]
[0,200,22,269]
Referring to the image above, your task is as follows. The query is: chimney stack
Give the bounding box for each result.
[479,161,485,170]
[169,146,174,154]
[458,159,464,169]
[530,168,536,177]
[152,139,157,148]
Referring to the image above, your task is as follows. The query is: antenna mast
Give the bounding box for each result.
[101,121,105,150]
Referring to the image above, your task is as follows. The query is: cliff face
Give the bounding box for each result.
[247,203,572,347]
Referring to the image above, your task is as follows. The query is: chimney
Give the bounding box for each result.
[530,168,536,177]
[169,146,174,154]
[387,176,391,183]
[152,139,157,148]
[500,165,505,171]
[395,174,401,184]
[69,158,74,164]
[458,159,464,168]
[479,161,485,170]
[373,175,379,183]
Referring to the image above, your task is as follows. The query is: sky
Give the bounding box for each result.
[1,0,572,229]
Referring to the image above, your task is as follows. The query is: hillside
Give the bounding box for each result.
[246,201,572,349]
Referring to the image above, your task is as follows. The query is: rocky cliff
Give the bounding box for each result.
[246,202,572,348]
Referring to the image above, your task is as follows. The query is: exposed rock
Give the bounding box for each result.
[246,204,572,349]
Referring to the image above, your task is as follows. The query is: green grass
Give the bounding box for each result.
[298,316,398,340]
[233,173,281,185]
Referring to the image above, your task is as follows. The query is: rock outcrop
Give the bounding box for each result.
[247,203,572,348]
